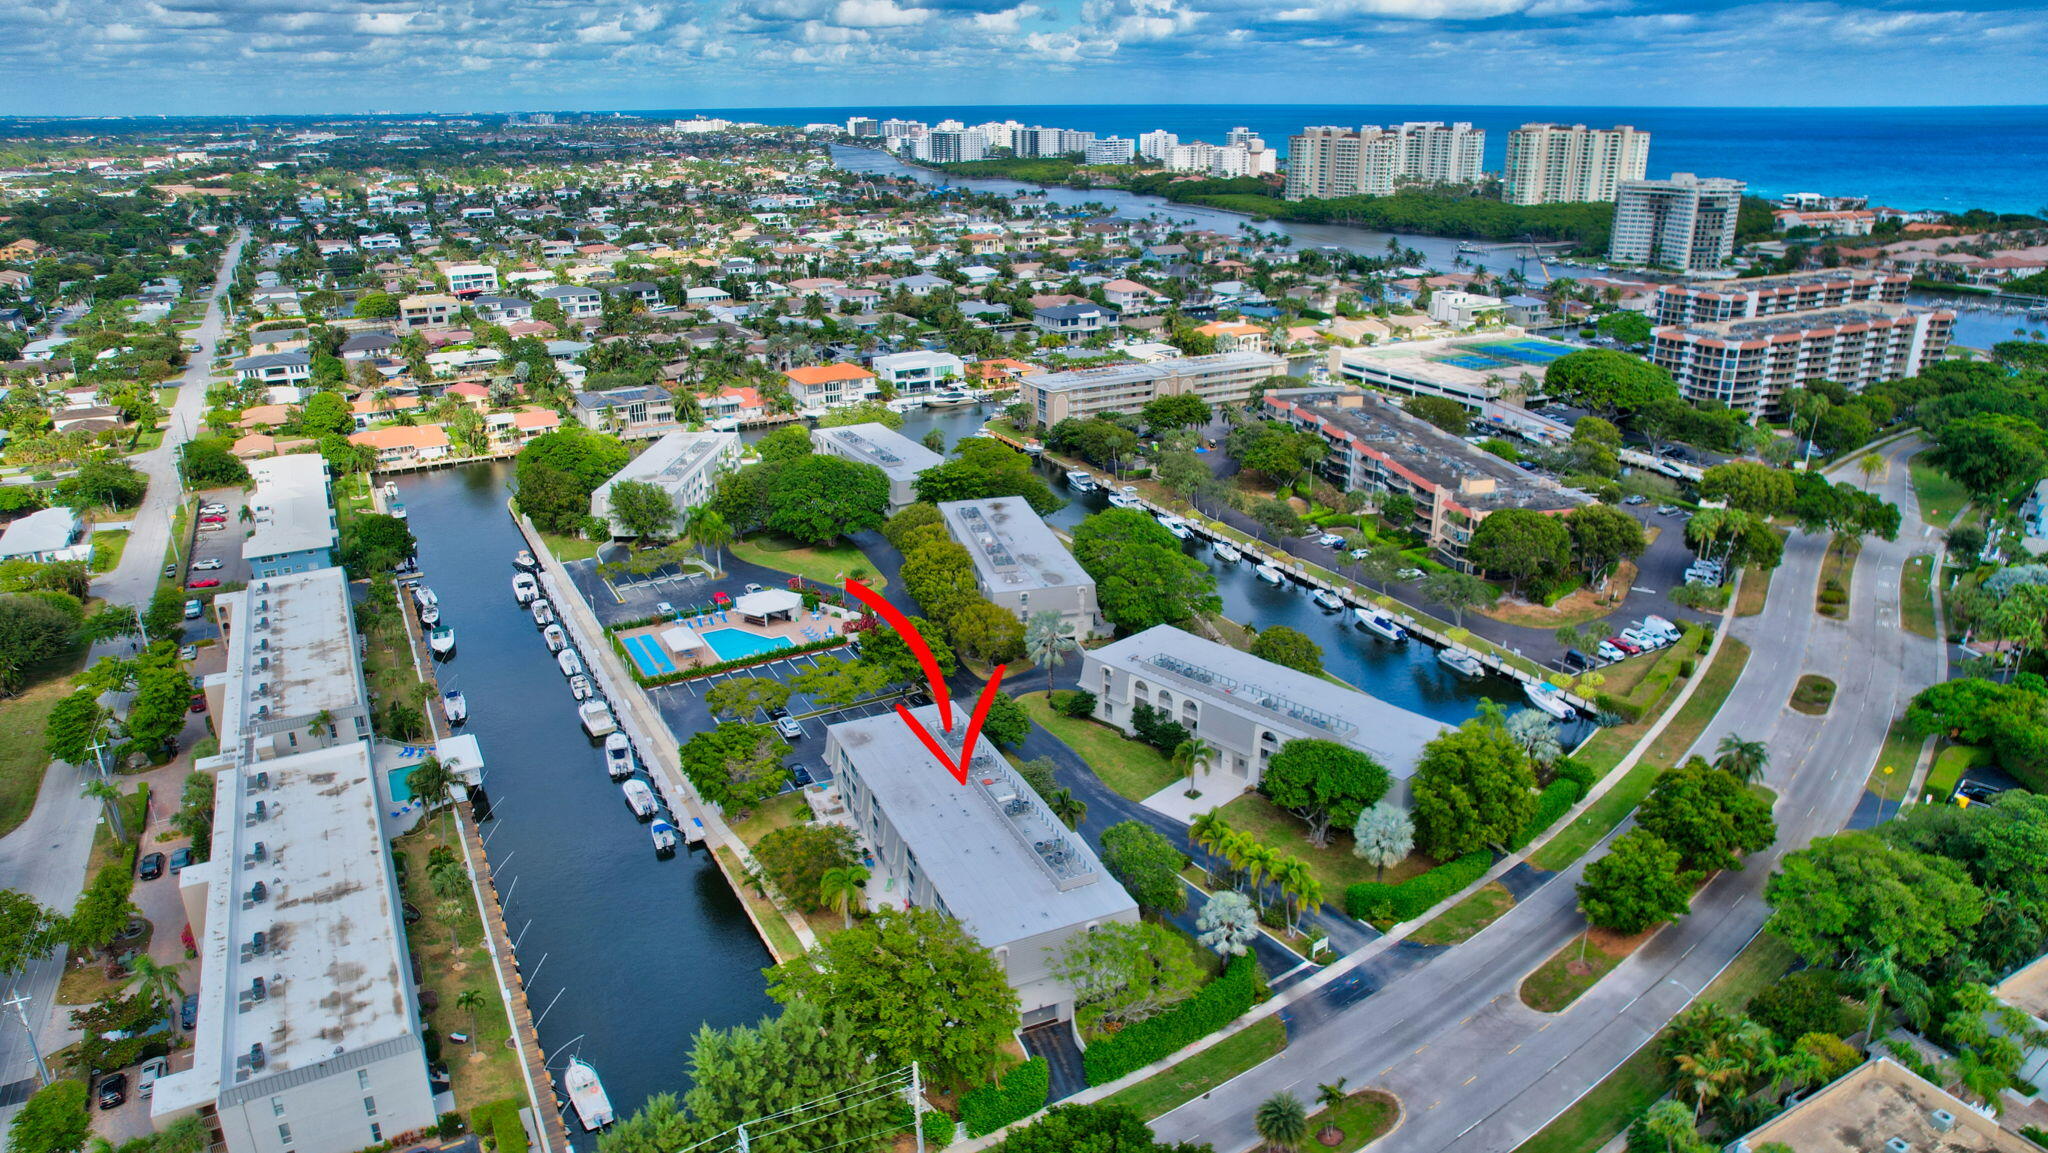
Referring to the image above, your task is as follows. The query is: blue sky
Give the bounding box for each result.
[0,0,2043,115]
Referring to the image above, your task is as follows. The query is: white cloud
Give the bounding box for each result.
[830,0,932,26]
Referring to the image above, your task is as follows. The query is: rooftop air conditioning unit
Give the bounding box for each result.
[1930,1110,1957,1133]
[1885,1140,1911,1153]
[247,881,267,904]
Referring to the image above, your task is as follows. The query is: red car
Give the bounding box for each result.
[188,694,208,713]
[187,578,219,589]
[199,514,228,524]
[1606,635,1643,656]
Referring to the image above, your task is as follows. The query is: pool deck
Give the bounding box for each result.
[614,608,853,676]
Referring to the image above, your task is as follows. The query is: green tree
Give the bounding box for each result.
[339,512,415,577]
[1564,503,1646,579]
[1249,625,1322,676]
[1141,393,1211,432]
[354,292,400,319]
[1637,763,1777,874]
[678,722,787,813]
[1051,920,1204,1034]
[1262,739,1391,848]
[1467,508,1571,597]
[819,865,869,929]
[1713,734,1770,785]
[766,907,1019,1087]
[994,1104,1192,1153]
[5,1080,90,1153]
[1418,570,1499,626]
[1196,889,1259,957]
[1543,349,1677,416]
[1577,829,1693,934]
[1931,414,2046,499]
[0,889,61,977]
[766,455,889,544]
[43,690,104,766]
[977,689,1032,749]
[64,860,137,956]
[1024,610,1079,695]
[606,479,678,539]
[689,507,733,572]
[1099,821,1189,914]
[788,654,892,708]
[1402,395,1471,435]
[1410,709,1536,859]
[899,539,982,623]
[0,593,82,691]
[177,437,250,487]
[57,459,146,510]
[753,823,858,912]
[1253,1092,1310,1153]
[754,424,814,464]
[1595,311,1652,346]
[1070,509,1219,631]
[949,600,1027,664]
[858,616,956,686]
[297,391,355,437]
[1764,833,1984,970]
[702,677,793,719]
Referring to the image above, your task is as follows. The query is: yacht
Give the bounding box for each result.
[513,549,538,572]
[558,648,584,678]
[1457,242,1487,255]
[1065,470,1098,493]
[1255,564,1285,585]
[650,819,679,856]
[604,733,636,781]
[578,699,617,737]
[1213,542,1242,564]
[1107,488,1142,509]
[568,674,594,701]
[532,599,555,627]
[418,603,441,627]
[620,779,657,819]
[564,1059,615,1131]
[1352,607,1408,643]
[1155,514,1192,540]
[1523,681,1578,720]
[1437,648,1485,678]
[543,623,567,653]
[1312,589,1345,611]
[428,627,456,656]
[924,389,976,408]
[512,573,539,603]
[442,690,467,725]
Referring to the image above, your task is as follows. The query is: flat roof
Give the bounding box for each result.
[938,498,1093,596]
[811,423,943,480]
[603,429,738,489]
[1737,1058,2033,1153]
[218,568,365,750]
[828,706,1137,948]
[1658,269,1908,298]
[0,506,81,557]
[1021,350,1285,394]
[1088,625,1446,777]
[1658,303,1950,342]
[1996,952,2048,1021]
[242,453,336,561]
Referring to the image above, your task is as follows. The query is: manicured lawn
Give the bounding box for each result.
[89,529,129,574]
[0,647,88,838]
[1307,1090,1400,1153]
[1100,1016,1287,1120]
[1410,882,1515,947]
[1521,931,1630,1012]
[1909,457,1969,528]
[1901,555,1937,639]
[1735,533,1789,618]
[730,534,886,590]
[538,529,600,564]
[1815,538,1860,619]
[1790,674,1836,715]
[1216,791,1433,895]
[1532,640,1749,872]
[1927,743,1993,802]
[1019,691,1182,801]
[730,790,808,845]
[1866,718,1924,802]
[394,821,526,1113]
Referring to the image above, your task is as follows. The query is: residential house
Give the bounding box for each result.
[1034,302,1118,342]
[571,385,677,440]
[233,352,312,387]
[536,284,602,320]
[348,425,451,466]
[782,363,878,413]
[398,294,459,332]
[870,350,965,397]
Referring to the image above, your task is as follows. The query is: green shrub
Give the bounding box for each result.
[1054,689,1099,719]
[1552,757,1595,793]
[921,1109,958,1148]
[1344,850,1492,923]
[438,1113,466,1138]
[961,1058,1050,1136]
[1512,778,1586,850]
[1595,693,1644,724]
[1082,954,1262,1085]
[1678,658,1696,678]
[470,1099,522,1146]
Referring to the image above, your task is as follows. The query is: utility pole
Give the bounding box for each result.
[735,1124,749,1153]
[910,1062,925,1153]
[5,988,52,1087]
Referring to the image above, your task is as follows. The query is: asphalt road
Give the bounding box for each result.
[0,230,245,1112]
[1148,434,1944,1152]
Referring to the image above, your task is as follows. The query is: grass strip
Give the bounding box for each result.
[1409,882,1515,947]
[1901,555,1937,639]
[1019,691,1182,802]
[1099,1016,1288,1120]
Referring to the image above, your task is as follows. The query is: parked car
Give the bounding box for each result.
[192,558,223,571]
[188,694,208,713]
[183,599,203,619]
[1596,641,1628,663]
[178,644,197,661]
[1563,649,1593,672]
[180,993,199,1029]
[1623,494,1649,506]
[1642,615,1682,642]
[1607,635,1643,656]
[744,583,764,594]
[187,578,219,589]
[1620,628,1662,650]
[1396,568,1424,580]
[138,852,166,881]
[199,504,227,515]
[198,514,227,524]
[98,1073,128,1110]
[197,522,225,533]
[168,848,193,873]
[775,715,804,740]
[1316,533,1346,548]
[1348,547,1372,560]
[138,1057,167,1098]
[1656,504,1681,516]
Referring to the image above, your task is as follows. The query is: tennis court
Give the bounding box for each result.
[622,633,678,677]
[1467,339,1576,364]
[1438,354,1505,370]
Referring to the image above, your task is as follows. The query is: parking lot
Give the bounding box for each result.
[180,486,250,592]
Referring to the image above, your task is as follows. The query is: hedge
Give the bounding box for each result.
[1511,777,1587,851]
[1344,850,1491,923]
[960,1057,1049,1136]
[1083,954,1262,1086]
[922,1108,959,1148]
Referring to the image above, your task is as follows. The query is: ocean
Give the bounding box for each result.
[673,103,2048,216]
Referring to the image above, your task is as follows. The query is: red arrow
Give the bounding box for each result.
[843,578,954,730]
[895,665,1008,785]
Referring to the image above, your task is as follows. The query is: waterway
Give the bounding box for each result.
[394,462,777,1141]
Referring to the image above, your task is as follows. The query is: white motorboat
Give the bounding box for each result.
[564,1058,615,1131]
[513,549,538,572]
[604,733,636,780]
[1213,542,1242,564]
[1353,607,1408,643]
[578,699,617,737]
[568,674,593,701]
[413,585,438,609]
[1065,470,1098,493]
[1107,491,1142,509]
[387,498,407,521]
[443,690,467,725]
[924,389,976,408]
[1255,564,1284,585]
[531,599,555,627]
[1524,681,1577,720]
[620,779,657,819]
[885,396,927,414]
[418,603,441,627]
[428,626,456,656]
[1437,648,1485,678]
[1312,589,1345,611]
[1156,514,1192,540]
[650,819,679,856]
[512,573,539,604]
[543,623,567,653]
[558,648,583,678]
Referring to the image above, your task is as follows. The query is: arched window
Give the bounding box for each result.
[1133,680,1149,704]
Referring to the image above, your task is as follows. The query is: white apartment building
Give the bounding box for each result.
[810,423,944,513]
[1019,350,1286,424]
[1138,131,1179,162]
[1285,122,1482,200]
[1651,270,1911,325]
[439,262,499,295]
[1502,123,1652,206]
[1392,122,1484,185]
[1609,174,1746,273]
[1085,137,1136,165]
[870,349,965,396]
[1650,304,1955,417]
[921,130,987,163]
[938,498,1103,638]
[590,429,742,538]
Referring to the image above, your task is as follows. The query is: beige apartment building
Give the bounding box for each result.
[1650,269,1912,325]
[1502,123,1651,205]
[1650,303,1955,416]
[1019,350,1285,425]
[1608,174,1746,273]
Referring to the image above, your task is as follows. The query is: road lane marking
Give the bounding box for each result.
[1507,1044,1521,1055]
[1463,1075,1478,1086]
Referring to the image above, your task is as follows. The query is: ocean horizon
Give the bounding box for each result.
[662,103,2048,216]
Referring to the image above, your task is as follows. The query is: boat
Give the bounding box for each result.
[885,396,927,413]
[1213,542,1242,564]
[1155,514,1192,540]
[1457,242,1487,255]
[1353,607,1408,643]
[418,603,441,627]
[604,733,636,781]
[1437,648,1485,678]
[621,779,657,819]
[568,674,593,701]
[1022,442,1044,457]
[1312,589,1345,611]
[513,549,538,572]
[413,585,438,610]
[543,623,567,653]
[558,648,583,678]
[443,690,467,725]
[1255,564,1284,585]
[512,573,538,603]
[531,599,555,627]
[649,820,679,856]
[924,389,975,408]
[387,498,407,521]
[428,626,456,656]
[1524,681,1578,720]
[564,1058,616,1131]
[1107,490,1142,509]
[1065,470,1098,493]
[578,700,617,737]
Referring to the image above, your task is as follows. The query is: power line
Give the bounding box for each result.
[674,1064,920,1153]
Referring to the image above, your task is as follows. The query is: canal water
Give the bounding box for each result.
[394,462,777,1140]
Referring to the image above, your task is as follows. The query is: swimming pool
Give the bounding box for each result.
[701,628,794,663]
[387,767,415,804]
[622,634,678,678]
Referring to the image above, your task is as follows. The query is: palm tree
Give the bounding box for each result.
[124,955,185,1027]
[1313,1080,1349,1145]
[1024,610,1080,697]
[407,756,457,834]
[1047,787,1087,830]
[1713,734,1770,785]
[1859,452,1886,486]
[455,988,488,1044]
[82,778,127,844]
[689,507,733,575]
[819,864,870,928]
[1952,1049,2010,1113]
[1240,840,1279,914]
[1673,1048,1746,1122]
[1172,737,1215,799]
[1190,811,1232,886]
[1253,1091,1309,1153]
